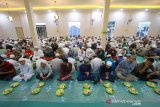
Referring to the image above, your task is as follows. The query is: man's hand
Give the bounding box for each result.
[85,72,90,77]
[20,74,24,77]
[100,79,103,83]
[42,77,47,80]
[146,74,151,79]
[105,76,109,79]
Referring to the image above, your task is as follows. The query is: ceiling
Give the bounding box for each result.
[0,0,160,11]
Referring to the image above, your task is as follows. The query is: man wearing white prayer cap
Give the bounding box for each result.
[32,46,44,61]
[50,53,63,72]
[78,47,86,59]
[91,55,102,73]
[13,58,34,82]
[7,54,20,70]
[36,59,54,80]
[12,47,21,61]
[36,54,45,70]
[86,43,95,59]
[145,44,158,58]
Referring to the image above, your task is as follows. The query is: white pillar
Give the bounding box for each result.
[101,0,110,49]
[24,0,38,46]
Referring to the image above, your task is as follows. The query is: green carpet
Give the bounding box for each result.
[0,72,160,107]
[1,49,160,107]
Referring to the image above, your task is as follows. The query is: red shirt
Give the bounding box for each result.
[6,52,12,58]
[24,49,34,56]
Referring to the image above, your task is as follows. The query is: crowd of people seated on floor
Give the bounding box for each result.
[0,35,160,83]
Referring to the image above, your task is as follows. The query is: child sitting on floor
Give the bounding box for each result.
[13,58,34,82]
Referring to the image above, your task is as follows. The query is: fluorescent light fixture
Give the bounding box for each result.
[0,5,160,11]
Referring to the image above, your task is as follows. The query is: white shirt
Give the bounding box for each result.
[38,64,52,77]
[78,49,86,58]
[33,49,44,58]
[153,61,160,72]
[86,48,95,59]
[25,59,32,66]
[36,58,45,69]
[91,57,102,73]
[50,58,63,72]
[62,47,69,55]
[19,63,33,74]
[68,57,75,72]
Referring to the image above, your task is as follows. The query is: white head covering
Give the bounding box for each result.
[87,43,91,48]
[99,46,102,49]
[19,58,26,62]
[106,61,112,66]
[84,57,89,63]
[107,54,111,57]
[10,54,15,58]
[151,44,157,48]
[79,57,83,61]
[123,47,127,49]
[39,54,44,58]
[118,54,123,57]
[41,60,48,65]
[12,48,16,50]
[34,46,39,48]
[55,53,60,57]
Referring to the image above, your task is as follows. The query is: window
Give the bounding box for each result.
[36,23,47,39]
[69,22,80,37]
[136,21,151,37]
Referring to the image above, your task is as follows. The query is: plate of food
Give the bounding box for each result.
[146,81,157,88]
[31,87,41,95]
[37,82,45,88]
[59,83,67,89]
[103,82,111,88]
[123,82,132,88]
[56,89,64,97]
[106,87,115,95]
[153,88,160,95]
[128,88,138,95]
[83,89,91,96]
[2,88,13,95]
[83,83,91,89]
[10,82,20,88]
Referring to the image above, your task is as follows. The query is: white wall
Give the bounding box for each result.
[0,9,160,39]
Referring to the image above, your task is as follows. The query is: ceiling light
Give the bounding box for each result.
[145,9,149,11]
[120,8,124,11]
[8,16,13,22]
